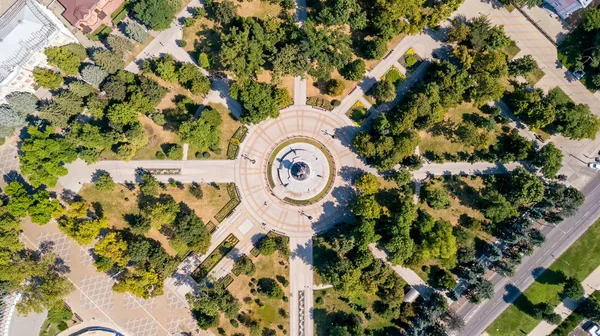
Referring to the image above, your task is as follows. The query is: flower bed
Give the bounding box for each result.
[399,48,423,74]
[191,233,239,282]
[346,101,369,125]
[226,125,248,159]
[214,183,241,222]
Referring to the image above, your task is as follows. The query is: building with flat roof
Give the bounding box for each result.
[0,0,76,103]
[545,0,593,20]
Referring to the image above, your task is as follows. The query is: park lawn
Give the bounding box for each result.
[314,286,400,335]
[134,115,183,160]
[487,219,600,336]
[39,319,61,336]
[420,103,500,159]
[79,183,231,254]
[216,252,290,336]
[307,70,355,101]
[204,103,241,159]
[502,40,521,60]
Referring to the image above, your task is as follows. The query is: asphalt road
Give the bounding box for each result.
[456,173,600,336]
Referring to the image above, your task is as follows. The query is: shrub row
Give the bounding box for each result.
[307,97,334,111]
[87,24,113,41]
[111,2,130,25]
[219,274,234,288]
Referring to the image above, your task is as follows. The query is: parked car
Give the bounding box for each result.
[588,162,600,170]
[573,70,586,81]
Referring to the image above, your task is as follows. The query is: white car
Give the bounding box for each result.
[589,162,600,170]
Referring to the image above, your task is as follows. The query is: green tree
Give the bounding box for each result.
[271,45,310,80]
[94,232,130,271]
[113,267,164,298]
[58,215,109,245]
[340,59,366,81]
[93,50,124,74]
[231,82,280,124]
[106,102,138,127]
[187,280,239,329]
[177,63,211,95]
[5,91,38,117]
[178,119,220,152]
[555,103,600,140]
[213,0,237,25]
[125,22,149,43]
[173,211,211,253]
[141,196,180,229]
[153,55,178,82]
[372,80,396,103]
[69,81,95,97]
[434,269,456,291]
[258,237,277,255]
[106,35,133,54]
[47,304,73,324]
[505,167,544,206]
[232,256,255,275]
[94,172,116,191]
[81,65,108,86]
[483,190,518,223]
[448,22,471,43]
[257,278,284,299]
[562,276,584,300]
[582,8,600,32]
[133,0,180,31]
[422,184,450,210]
[44,43,86,75]
[19,126,77,187]
[508,55,538,76]
[533,143,563,178]
[354,173,380,195]
[350,194,381,219]
[33,68,63,90]
[364,38,387,60]
[327,79,345,96]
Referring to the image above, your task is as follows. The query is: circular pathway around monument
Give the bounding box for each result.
[234,108,369,237]
[267,137,335,205]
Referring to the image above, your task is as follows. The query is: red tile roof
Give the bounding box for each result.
[57,0,99,24]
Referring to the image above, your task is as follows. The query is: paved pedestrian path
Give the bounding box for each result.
[528,265,600,336]
[289,236,314,336]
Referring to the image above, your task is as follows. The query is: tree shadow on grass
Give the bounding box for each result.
[532,267,567,285]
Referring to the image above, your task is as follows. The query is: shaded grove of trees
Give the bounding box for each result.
[0,182,74,315]
[505,84,599,140]
[558,7,600,91]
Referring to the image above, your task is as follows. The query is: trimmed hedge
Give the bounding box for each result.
[206,220,216,234]
[111,2,130,25]
[549,312,584,336]
[87,24,112,41]
[214,183,241,222]
[307,96,334,110]
[226,126,248,160]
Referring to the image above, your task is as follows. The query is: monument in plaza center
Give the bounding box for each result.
[268,138,335,205]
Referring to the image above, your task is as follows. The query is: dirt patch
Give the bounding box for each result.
[134,115,181,160]
[237,0,282,19]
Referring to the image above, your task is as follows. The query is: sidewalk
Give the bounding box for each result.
[528,265,600,335]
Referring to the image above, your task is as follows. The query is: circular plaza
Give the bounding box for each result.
[234,107,369,237]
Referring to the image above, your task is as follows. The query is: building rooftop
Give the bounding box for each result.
[56,0,99,25]
[0,0,58,82]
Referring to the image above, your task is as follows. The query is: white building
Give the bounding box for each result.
[545,0,594,20]
[0,0,76,103]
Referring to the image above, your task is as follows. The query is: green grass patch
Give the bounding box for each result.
[526,68,545,85]
[503,40,521,60]
[383,66,405,86]
[488,219,600,336]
